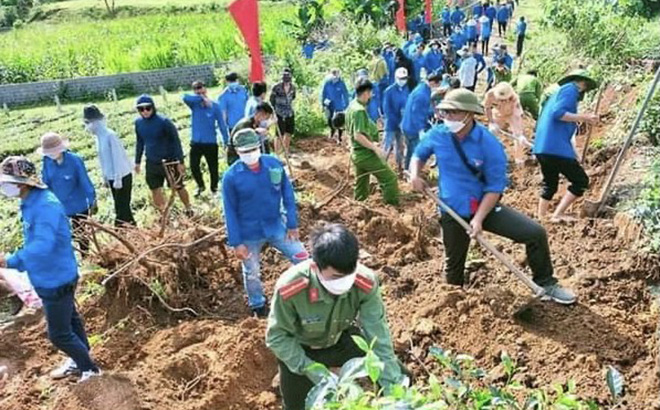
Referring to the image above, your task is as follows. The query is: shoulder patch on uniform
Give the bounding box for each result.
[279,277,310,301]
[354,273,374,293]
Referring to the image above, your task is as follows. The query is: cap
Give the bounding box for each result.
[232,129,261,151]
[395,67,409,79]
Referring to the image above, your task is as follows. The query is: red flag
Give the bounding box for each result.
[425,0,432,23]
[396,0,406,32]
[228,0,264,82]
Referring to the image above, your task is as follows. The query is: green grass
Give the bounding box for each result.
[42,0,229,11]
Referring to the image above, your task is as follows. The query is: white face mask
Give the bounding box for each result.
[259,120,270,128]
[46,153,62,161]
[239,150,261,166]
[318,271,356,295]
[444,116,469,133]
[84,120,103,134]
[396,78,407,87]
[0,183,20,198]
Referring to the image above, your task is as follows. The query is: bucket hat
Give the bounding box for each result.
[37,132,69,157]
[558,69,598,92]
[437,89,485,115]
[493,82,515,100]
[0,156,46,188]
[232,129,261,152]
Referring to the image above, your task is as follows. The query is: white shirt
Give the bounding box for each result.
[458,56,478,88]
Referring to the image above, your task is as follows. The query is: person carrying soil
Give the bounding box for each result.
[346,78,399,205]
[266,223,409,410]
[534,69,599,223]
[134,94,193,217]
[402,73,443,170]
[409,89,576,304]
[483,82,531,166]
[0,156,102,382]
[39,132,96,254]
[320,68,350,143]
[222,129,308,318]
[382,68,411,173]
[512,70,543,120]
[183,81,227,198]
[270,69,297,154]
[83,105,136,226]
[218,72,249,146]
[226,102,276,166]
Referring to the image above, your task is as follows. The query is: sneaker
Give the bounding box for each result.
[252,305,269,319]
[542,284,577,305]
[78,368,103,383]
[50,358,80,380]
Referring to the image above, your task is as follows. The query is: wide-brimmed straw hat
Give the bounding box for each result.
[437,89,485,115]
[558,69,598,92]
[493,82,516,100]
[0,156,46,188]
[37,132,69,157]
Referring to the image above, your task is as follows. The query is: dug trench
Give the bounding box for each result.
[1,88,659,410]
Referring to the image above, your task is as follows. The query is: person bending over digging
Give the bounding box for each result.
[222,129,308,318]
[534,69,599,223]
[0,156,102,383]
[134,94,193,217]
[266,223,409,410]
[409,89,576,305]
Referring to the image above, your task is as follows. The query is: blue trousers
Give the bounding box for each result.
[35,280,98,372]
[383,129,404,170]
[404,133,420,170]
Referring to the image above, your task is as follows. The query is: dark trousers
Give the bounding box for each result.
[404,133,420,170]
[536,154,590,200]
[35,280,98,372]
[327,112,343,141]
[516,34,525,56]
[190,143,219,192]
[279,329,364,410]
[443,23,452,37]
[108,174,135,226]
[481,37,490,55]
[70,210,90,253]
[440,205,557,287]
[498,21,507,36]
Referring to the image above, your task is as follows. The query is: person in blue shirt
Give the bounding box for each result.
[134,94,193,216]
[352,69,382,123]
[39,132,96,254]
[485,2,497,28]
[83,105,135,227]
[382,43,397,85]
[222,129,308,317]
[534,69,599,223]
[499,44,514,70]
[516,16,527,57]
[0,156,102,382]
[441,6,452,37]
[410,45,427,83]
[424,40,444,76]
[320,68,350,143]
[466,17,478,47]
[496,2,510,37]
[183,80,227,198]
[451,6,466,29]
[478,14,492,55]
[409,89,576,305]
[382,67,411,173]
[472,2,484,17]
[245,81,268,118]
[218,72,249,144]
[471,43,487,89]
[402,73,442,170]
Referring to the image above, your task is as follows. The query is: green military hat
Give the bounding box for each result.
[232,129,260,151]
[436,88,485,115]
[558,69,598,92]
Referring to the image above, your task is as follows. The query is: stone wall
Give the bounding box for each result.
[0,64,218,107]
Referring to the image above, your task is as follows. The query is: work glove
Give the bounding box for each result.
[323,98,331,107]
[304,363,338,385]
[488,122,500,134]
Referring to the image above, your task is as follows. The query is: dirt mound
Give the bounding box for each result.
[52,375,140,410]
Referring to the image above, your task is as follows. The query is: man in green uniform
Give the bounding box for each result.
[266,223,407,410]
[345,78,399,205]
[512,69,544,119]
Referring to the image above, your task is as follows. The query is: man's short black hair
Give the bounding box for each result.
[310,223,359,275]
[192,80,205,89]
[225,72,239,82]
[355,78,374,96]
[252,81,267,97]
[255,101,274,115]
[427,73,443,84]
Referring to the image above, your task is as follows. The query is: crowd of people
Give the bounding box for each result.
[0,0,603,407]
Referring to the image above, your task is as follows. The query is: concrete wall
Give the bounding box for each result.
[0,64,218,107]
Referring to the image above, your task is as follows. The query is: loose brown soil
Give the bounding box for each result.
[0,85,658,410]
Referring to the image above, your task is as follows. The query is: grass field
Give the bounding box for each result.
[42,0,229,11]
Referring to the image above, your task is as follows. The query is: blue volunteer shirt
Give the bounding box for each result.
[7,188,78,289]
[481,18,492,37]
[42,151,96,217]
[135,113,185,164]
[497,6,510,22]
[466,22,478,40]
[183,94,228,145]
[222,155,298,247]
[441,9,451,24]
[534,82,580,159]
[383,83,410,132]
[473,4,483,16]
[402,82,433,137]
[424,49,444,75]
[486,5,497,19]
[451,9,465,25]
[474,52,487,73]
[383,51,397,85]
[411,54,426,82]
[517,20,527,36]
[218,84,249,129]
[320,78,350,112]
[414,123,508,217]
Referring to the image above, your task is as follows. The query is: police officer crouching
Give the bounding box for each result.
[266,223,409,409]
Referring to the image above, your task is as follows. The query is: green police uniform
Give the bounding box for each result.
[266,259,403,409]
[513,74,543,120]
[345,98,399,205]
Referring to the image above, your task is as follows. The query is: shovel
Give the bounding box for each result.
[583,66,660,218]
[420,186,546,300]
[580,82,607,165]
